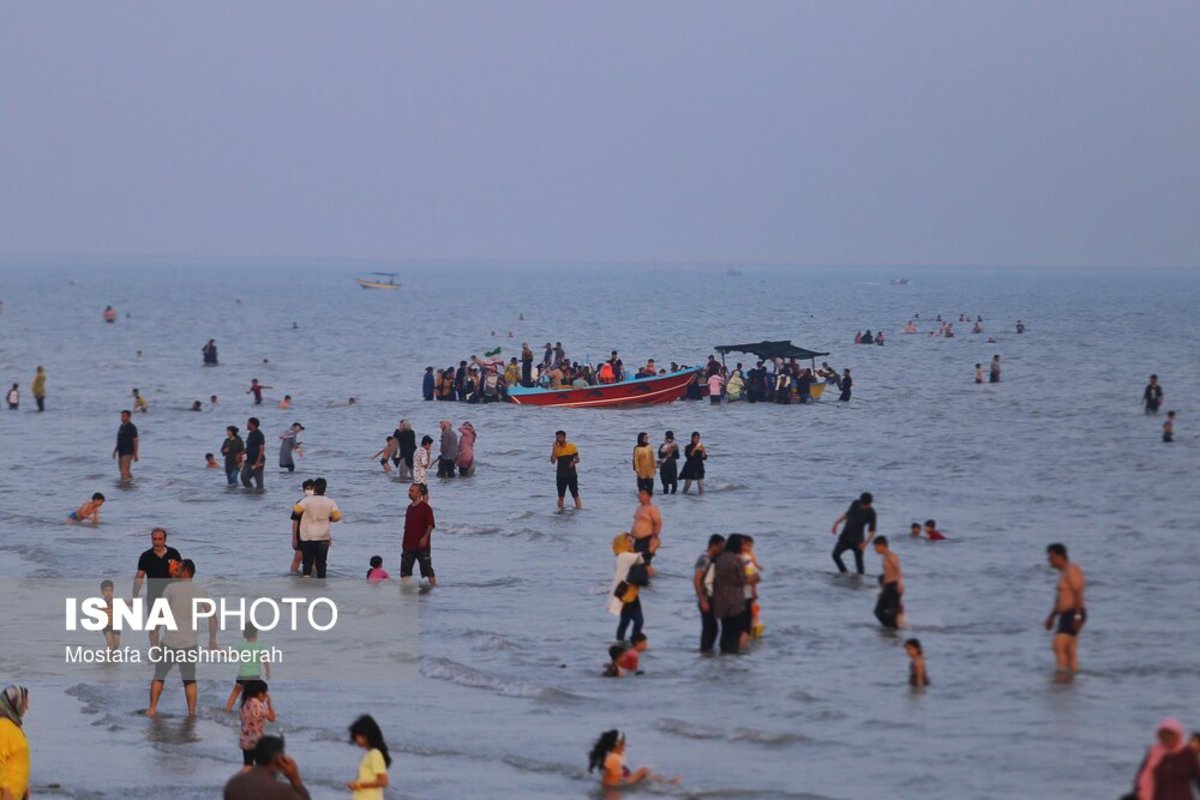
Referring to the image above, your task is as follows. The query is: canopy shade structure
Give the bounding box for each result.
[714,340,829,362]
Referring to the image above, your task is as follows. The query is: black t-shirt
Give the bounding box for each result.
[137,546,182,600]
[245,429,265,463]
[116,422,138,455]
[839,500,876,542]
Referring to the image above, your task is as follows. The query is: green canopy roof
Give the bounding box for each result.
[714,340,830,361]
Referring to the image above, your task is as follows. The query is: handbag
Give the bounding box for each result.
[627,563,650,587]
[613,581,639,604]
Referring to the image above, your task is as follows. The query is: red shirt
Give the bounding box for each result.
[403,501,436,551]
[926,529,946,541]
[617,648,640,672]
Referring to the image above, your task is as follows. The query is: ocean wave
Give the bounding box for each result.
[420,657,581,702]
[657,717,806,745]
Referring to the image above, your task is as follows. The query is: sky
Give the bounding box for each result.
[1,2,1197,268]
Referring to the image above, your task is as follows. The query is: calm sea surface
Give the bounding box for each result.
[0,262,1197,799]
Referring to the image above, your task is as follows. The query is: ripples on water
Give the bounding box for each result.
[0,262,1197,798]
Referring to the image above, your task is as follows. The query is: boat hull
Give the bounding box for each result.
[355,279,400,290]
[507,369,700,408]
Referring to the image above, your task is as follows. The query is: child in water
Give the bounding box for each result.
[974,363,983,384]
[905,638,929,687]
[100,579,119,650]
[238,680,275,770]
[1163,411,1175,443]
[347,715,391,798]
[205,453,219,469]
[366,555,390,583]
[602,644,627,678]
[67,493,105,525]
[588,730,679,788]
[922,520,947,541]
[371,437,399,473]
[226,625,271,711]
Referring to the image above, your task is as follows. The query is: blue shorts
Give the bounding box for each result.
[67,511,79,521]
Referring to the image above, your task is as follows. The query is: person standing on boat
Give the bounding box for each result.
[633,432,656,495]
[680,432,707,495]
[520,343,534,387]
[551,430,582,510]
[1142,374,1163,415]
[657,431,679,495]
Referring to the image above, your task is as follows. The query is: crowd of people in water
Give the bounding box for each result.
[0,306,1193,798]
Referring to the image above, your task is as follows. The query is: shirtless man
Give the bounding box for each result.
[873,537,904,629]
[1044,543,1086,673]
[630,489,662,565]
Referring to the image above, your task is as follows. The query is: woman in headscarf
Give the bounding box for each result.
[396,420,417,481]
[0,685,30,800]
[455,422,476,477]
[1128,718,1199,800]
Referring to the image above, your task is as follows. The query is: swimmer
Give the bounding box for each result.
[210,394,219,407]
[366,555,390,582]
[905,638,928,687]
[67,493,105,525]
[191,400,203,411]
[922,520,946,541]
[619,633,648,674]
[103,305,116,322]
[587,730,679,790]
[246,379,273,405]
[1163,410,1175,442]
[1044,543,1086,673]
[278,395,292,410]
[371,437,399,473]
[348,397,356,406]
[974,363,983,384]
[873,537,903,629]
[909,522,922,538]
[205,453,219,469]
[132,388,148,413]
[602,644,627,678]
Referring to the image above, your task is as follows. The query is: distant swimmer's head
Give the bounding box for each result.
[873,536,889,551]
[588,730,624,773]
[631,633,648,651]
[924,520,936,530]
[611,532,633,555]
[910,523,921,536]
[904,638,922,656]
[92,492,105,503]
[370,555,383,569]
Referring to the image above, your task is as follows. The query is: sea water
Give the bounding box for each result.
[0,262,1197,799]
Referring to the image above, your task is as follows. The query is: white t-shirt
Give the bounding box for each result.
[295,494,340,541]
[607,552,643,616]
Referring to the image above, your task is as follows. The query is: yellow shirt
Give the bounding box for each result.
[633,445,656,479]
[552,442,578,463]
[0,718,29,798]
[31,373,46,397]
[353,748,387,800]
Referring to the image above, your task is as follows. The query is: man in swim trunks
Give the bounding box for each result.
[873,537,903,629]
[630,489,662,565]
[551,430,581,509]
[1044,543,1086,673]
[831,492,877,574]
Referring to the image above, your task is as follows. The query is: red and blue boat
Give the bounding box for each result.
[506,368,701,408]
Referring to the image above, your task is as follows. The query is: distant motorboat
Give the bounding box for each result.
[356,272,401,290]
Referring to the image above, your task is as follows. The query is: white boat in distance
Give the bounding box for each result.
[356,272,401,290]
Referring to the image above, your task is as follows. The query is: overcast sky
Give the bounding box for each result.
[1,2,1197,268]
